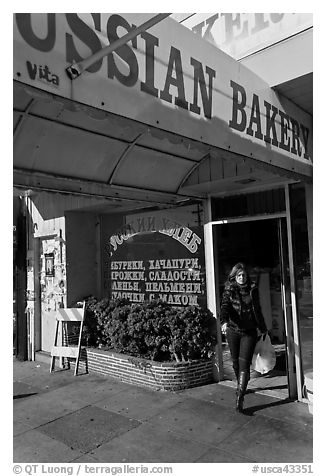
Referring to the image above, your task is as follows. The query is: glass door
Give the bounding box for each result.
[213,217,295,398]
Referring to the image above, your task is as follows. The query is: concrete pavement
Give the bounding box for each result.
[13,358,313,464]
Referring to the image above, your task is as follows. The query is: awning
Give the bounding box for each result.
[13,14,312,211]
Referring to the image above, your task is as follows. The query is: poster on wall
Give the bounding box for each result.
[103,211,206,307]
[45,253,55,277]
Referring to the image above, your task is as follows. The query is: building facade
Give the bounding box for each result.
[13,13,313,403]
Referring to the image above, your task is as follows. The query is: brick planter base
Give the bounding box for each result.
[85,348,214,391]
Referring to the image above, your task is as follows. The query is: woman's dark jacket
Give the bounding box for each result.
[220,280,267,333]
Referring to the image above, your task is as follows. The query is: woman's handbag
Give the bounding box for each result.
[251,334,276,374]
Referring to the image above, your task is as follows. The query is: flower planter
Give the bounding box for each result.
[85,347,214,391]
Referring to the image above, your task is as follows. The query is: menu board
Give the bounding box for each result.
[104,216,206,307]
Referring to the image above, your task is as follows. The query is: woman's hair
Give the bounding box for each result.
[228,262,249,282]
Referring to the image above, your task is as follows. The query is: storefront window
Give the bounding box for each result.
[13,222,17,356]
[101,204,207,307]
[289,184,313,375]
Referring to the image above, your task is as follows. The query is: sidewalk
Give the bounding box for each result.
[13,358,313,464]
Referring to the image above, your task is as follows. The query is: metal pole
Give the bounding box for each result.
[203,197,224,381]
[66,13,171,80]
[285,184,304,400]
[278,217,297,399]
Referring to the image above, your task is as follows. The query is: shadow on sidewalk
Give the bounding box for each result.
[242,397,292,416]
[14,393,38,400]
[247,384,288,393]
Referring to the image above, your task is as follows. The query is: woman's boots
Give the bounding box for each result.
[236,370,250,412]
[234,368,239,384]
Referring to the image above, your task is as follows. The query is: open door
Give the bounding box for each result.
[213,216,297,398]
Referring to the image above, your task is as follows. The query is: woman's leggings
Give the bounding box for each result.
[226,327,258,375]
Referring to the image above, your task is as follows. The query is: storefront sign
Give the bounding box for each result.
[109,257,203,306]
[107,215,201,256]
[13,13,312,171]
[229,80,309,159]
[103,209,206,307]
[181,13,313,60]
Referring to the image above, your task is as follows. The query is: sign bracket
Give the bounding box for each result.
[66,13,171,80]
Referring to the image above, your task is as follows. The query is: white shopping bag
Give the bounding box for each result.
[251,334,276,374]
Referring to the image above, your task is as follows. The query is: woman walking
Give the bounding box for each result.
[220,263,268,412]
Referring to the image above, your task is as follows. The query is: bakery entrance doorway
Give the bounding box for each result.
[213,216,296,399]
